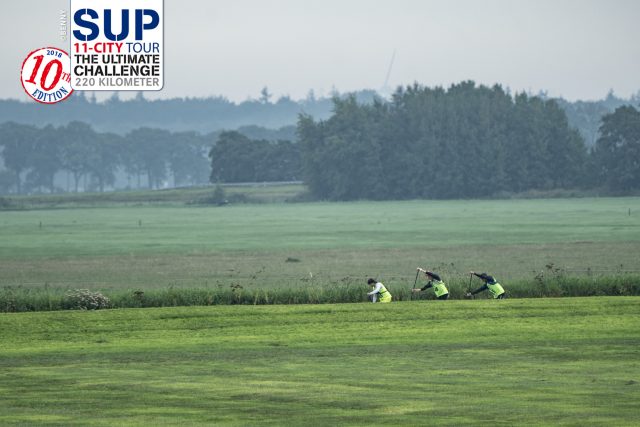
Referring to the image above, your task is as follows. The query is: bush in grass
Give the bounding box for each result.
[192,184,229,206]
[210,184,228,205]
[64,289,110,310]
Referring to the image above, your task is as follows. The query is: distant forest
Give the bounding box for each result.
[1,82,639,198]
[0,86,638,144]
[0,89,358,134]
[299,83,639,199]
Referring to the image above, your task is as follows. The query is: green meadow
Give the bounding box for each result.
[1,298,639,426]
[1,195,639,424]
[1,197,639,297]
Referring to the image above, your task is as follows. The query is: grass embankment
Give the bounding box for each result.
[2,271,640,312]
[1,297,639,426]
[1,183,304,209]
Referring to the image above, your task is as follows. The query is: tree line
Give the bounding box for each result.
[0,89,347,134]
[2,82,638,198]
[206,82,639,198]
[0,121,210,194]
[1,86,636,143]
[555,90,640,147]
[297,82,639,200]
[0,122,301,195]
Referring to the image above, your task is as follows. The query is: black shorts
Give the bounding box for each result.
[437,294,449,300]
[496,293,506,299]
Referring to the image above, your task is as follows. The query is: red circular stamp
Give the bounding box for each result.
[20,47,73,104]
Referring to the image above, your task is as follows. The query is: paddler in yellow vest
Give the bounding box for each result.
[412,268,449,300]
[367,278,392,303]
[466,271,506,299]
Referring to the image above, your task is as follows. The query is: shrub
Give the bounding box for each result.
[64,289,110,310]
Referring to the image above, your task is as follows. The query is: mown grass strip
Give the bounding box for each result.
[1,297,639,426]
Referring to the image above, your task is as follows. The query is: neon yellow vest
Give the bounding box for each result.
[487,282,505,298]
[378,283,392,302]
[433,280,448,297]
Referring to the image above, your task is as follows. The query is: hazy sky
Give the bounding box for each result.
[3,0,639,102]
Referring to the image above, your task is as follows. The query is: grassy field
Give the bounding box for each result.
[1,297,639,426]
[1,195,639,423]
[1,197,639,294]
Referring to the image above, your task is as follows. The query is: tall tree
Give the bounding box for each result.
[86,132,121,192]
[60,121,96,192]
[209,131,255,183]
[126,128,171,189]
[594,105,640,191]
[209,131,300,183]
[0,122,38,194]
[26,124,63,193]
[168,132,209,186]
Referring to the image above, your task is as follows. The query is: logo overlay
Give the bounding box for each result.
[20,47,73,104]
[70,0,163,91]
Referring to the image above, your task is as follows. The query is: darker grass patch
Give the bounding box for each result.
[157,313,214,320]
[318,400,382,410]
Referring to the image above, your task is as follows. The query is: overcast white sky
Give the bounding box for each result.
[3,0,639,102]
